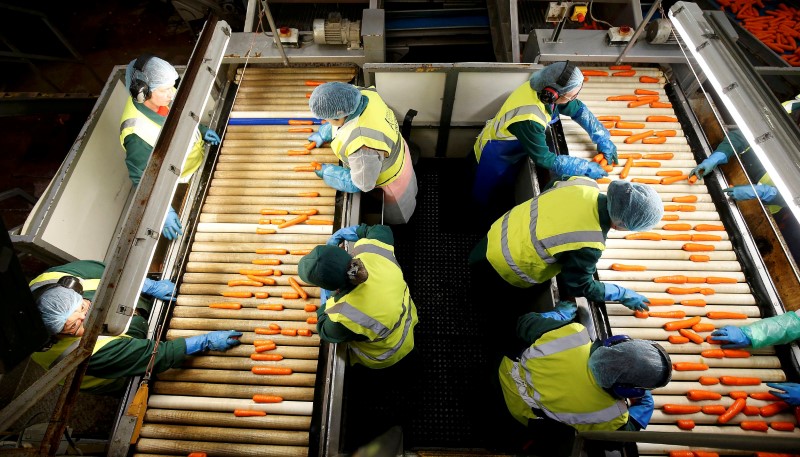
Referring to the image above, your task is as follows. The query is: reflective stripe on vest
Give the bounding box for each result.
[331,89,405,186]
[29,272,102,293]
[474,81,549,161]
[119,97,205,181]
[501,323,629,431]
[487,177,604,287]
[326,239,417,368]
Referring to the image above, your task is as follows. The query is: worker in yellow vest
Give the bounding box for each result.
[472,61,617,208]
[470,178,663,311]
[297,224,418,368]
[307,82,417,224]
[119,54,220,240]
[499,301,671,432]
[30,260,241,393]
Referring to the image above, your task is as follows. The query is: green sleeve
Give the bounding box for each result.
[619,419,639,431]
[355,223,394,245]
[507,121,555,169]
[741,311,800,348]
[516,313,572,345]
[555,248,605,302]
[86,316,186,378]
[557,99,585,117]
[715,129,750,161]
[198,124,209,136]
[122,134,153,186]
[315,297,364,343]
[46,261,106,279]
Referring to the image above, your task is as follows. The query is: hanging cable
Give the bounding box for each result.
[588,1,615,29]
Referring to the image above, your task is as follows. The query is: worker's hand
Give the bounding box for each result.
[539,301,577,322]
[184,330,242,354]
[308,123,333,148]
[709,325,751,348]
[572,106,618,165]
[327,225,360,246]
[604,283,649,311]
[722,184,778,202]
[598,140,618,166]
[766,382,800,406]
[142,278,177,302]
[162,207,183,240]
[550,155,608,180]
[689,151,728,181]
[203,129,221,145]
[627,391,654,429]
[316,164,361,193]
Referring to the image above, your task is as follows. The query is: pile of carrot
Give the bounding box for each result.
[719,0,800,66]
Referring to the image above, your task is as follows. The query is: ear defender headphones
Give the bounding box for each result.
[538,60,577,105]
[596,334,672,399]
[129,54,155,103]
[30,275,84,304]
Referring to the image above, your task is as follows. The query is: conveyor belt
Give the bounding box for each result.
[132,66,356,457]
[564,67,800,456]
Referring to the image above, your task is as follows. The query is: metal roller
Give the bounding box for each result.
[166,330,320,347]
[152,382,315,400]
[598,270,746,281]
[605,304,760,316]
[213,170,323,180]
[208,186,336,197]
[185,261,302,273]
[181,272,311,286]
[182,356,318,373]
[216,160,338,169]
[135,438,307,457]
[178,284,319,297]
[652,380,777,395]
[604,240,732,251]
[208,345,319,360]
[652,396,773,408]
[144,408,311,430]
[175,296,313,311]
[609,316,760,328]
[602,281,750,294]
[190,242,319,253]
[196,223,333,234]
[218,147,332,155]
[139,424,309,446]
[194,232,330,243]
[204,194,336,205]
[596,259,741,271]
[171,307,311,321]
[156,369,317,387]
[647,415,797,428]
[168,317,317,333]
[186,255,305,266]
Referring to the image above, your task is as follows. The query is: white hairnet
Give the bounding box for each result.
[529,61,583,94]
[607,180,663,231]
[36,287,83,336]
[309,82,362,119]
[589,339,672,389]
[125,56,179,91]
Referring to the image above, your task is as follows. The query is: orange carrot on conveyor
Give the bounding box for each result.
[640,76,661,83]
[662,404,701,414]
[646,115,678,122]
[701,405,727,415]
[617,152,642,159]
[602,121,615,129]
[251,366,293,375]
[619,159,633,179]
[672,195,697,203]
[253,259,281,265]
[624,130,655,143]
[582,70,609,76]
[278,215,308,229]
[720,376,761,386]
[240,269,273,276]
[668,335,690,344]
[635,88,659,95]
[254,328,279,335]
[304,142,317,151]
[740,421,769,432]
[650,101,673,108]
[290,209,319,215]
[298,192,320,197]
[693,452,720,457]
[644,153,674,160]
[288,150,311,156]
[633,161,661,167]
[288,277,308,300]
[663,223,692,231]
[258,304,284,311]
[209,303,242,310]
[654,275,687,283]
[674,362,709,371]
[248,275,276,286]
[683,243,715,252]
[307,316,318,324]
[663,316,701,331]
[647,298,675,306]
[655,130,677,137]
[690,255,710,262]
[610,65,632,70]
[268,324,281,330]
[290,249,311,255]
[718,397,747,424]
[636,95,660,102]
[694,224,725,231]
[304,81,325,86]
[609,129,633,136]
[693,323,716,332]
[607,95,638,101]
[627,99,655,108]
[701,349,725,358]
[616,121,646,129]
[612,70,637,77]
[699,377,719,385]
[297,329,313,337]
[251,353,283,361]
[282,292,300,300]
[643,137,667,144]
[687,389,721,400]
[706,312,748,320]
[304,304,318,312]
[706,276,736,284]
[597,115,621,121]
[656,171,682,178]
[222,291,252,298]
[631,178,661,184]
[634,310,649,319]
[649,311,686,318]
[625,232,662,241]
[679,328,705,344]
[288,127,314,133]
[260,209,289,215]
[722,349,751,358]
[253,395,284,403]
[750,392,779,401]
[305,219,334,225]
[610,263,647,271]
[688,175,698,184]
[676,420,695,430]
[234,410,266,417]
[668,451,695,457]
[661,214,679,221]
[769,421,796,431]
[281,329,298,337]
[596,178,611,184]
[660,174,688,184]
[686,277,705,283]
[228,279,263,287]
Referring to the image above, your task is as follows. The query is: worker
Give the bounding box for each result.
[711,310,800,406]
[120,54,221,240]
[297,224,418,368]
[469,178,663,311]
[30,260,241,393]
[472,61,617,208]
[307,82,417,224]
[499,301,671,431]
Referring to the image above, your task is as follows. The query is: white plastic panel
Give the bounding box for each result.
[374,72,446,124]
[451,72,532,124]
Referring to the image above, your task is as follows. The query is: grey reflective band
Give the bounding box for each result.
[349,287,413,362]
[376,142,405,186]
[326,302,391,338]
[540,230,604,251]
[120,118,137,134]
[522,328,589,359]
[500,212,539,285]
[552,178,599,190]
[528,200,556,265]
[339,126,400,161]
[493,104,547,138]
[538,399,628,426]
[352,243,400,269]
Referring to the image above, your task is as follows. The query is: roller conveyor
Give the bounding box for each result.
[563,66,799,455]
[132,66,356,457]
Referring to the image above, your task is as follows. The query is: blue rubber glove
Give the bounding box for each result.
[142,278,177,302]
[572,106,618,165]
[162,207,183,240]
[709,325,751,348]
[722,184,778,202]
[184,330,242,354]
[308,123,333,148]
[320,288,332,305]
[627,391,654,429]
[315,163,361,193]
[689,151,728,180]
[604,283,650,311]
[766,382,800,406]
[327,225,360,246]
[539,301,577,322]
[203,129,221,145]
[550,155,608,180]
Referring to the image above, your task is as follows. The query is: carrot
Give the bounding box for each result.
[662,404,701,414]
[612,70,637,77]
[287,150,310,156]
[647,115,678,122]
[282,292,299,299]
[229,278,267,286]
[610,263,646,271]
[718,397,746,423]
[610,65,632,70]
[234,409,266,417]
[253,259,281,265]
[288,277,308,300]
[619,159,633,179]
[304,81,324,86]
[631,178,661,184]
[750,392,779,401]
[304,142,317,151]
[304,304,318,312]
[674,362,709,371]
[602,121,615,129]
[260,209,289,215]
[706,312,748,320]
[679,328,705,344]
[740,421,769,432]
[644,153,674,160]
[657,171,683,177]
[729,391,749,399]
[277,215,308,229]
[251,354,283,362]
[754,453,798,457]
[188,453,207,457]
[597,116,621,121]
[662,215,680,221]
[624,130,655,144]
[668,335,690,344]
[688,175,698,184]
[706,335,721,345]
[289,119,313,124]
[596,178,611,184]
[676,419,695,430]
[635,88,658,95]
[664,316,701,331]
[672,195,698,203]
[683,243,715,252]
[692,323,716,332]
[256,248,288,255]
[617,152,642,159]
[660,175,688,185]
[760,401,790,417]
[744,405,761,416]
[268,323,281,330]
[298,192,320,197]
[253,339,274,346]
[609,129,633,136]
[241,269,273,276]
[222,291,252,298]
[647,298,675,306]
[701,349,725,358]
[624,232,661,241]
[649,311,686,318]
[694,452,720,457]
[248,275,276,285]
[592,153,604,163]
[666,287,704,295]
[656,130,677,137]
[290,209,319,216]
[627,99,654,108]
[654,275,687,283]
[690,255,710,262]
[699,376,719,385]
[634,310,649,319]
[310,161,322,170]
[251,366,293,375]
[294,165,317,172]
[636,95,660,102]
[640,76,661,83]
[256,228,277,234]
[288,128,313,133]
[644,137,667,144]
[694,224,725,231]
[607,95,638,101]
[305,92,312,98]
[281,329,297,336]
[582,70,609,76]
[668,452,694,457]
[633,161,661,168]
[663,223,692,231]
[702,405,727,415]
[687,389,721,400]
[305,219,334,225]
[209,303,242,310]
[255,328,279,335]
[253,394,284,403]
[692,234,722,242]
[254,343,277,352]
[722,349,751,358]
[307,316,318,324]
[257,304,284,311]
[720,376,761,386]
[770,421,796,431]
[616,121,646,129]
[290,249,311,255]
[297,329,313,336]
[650,101,673,108]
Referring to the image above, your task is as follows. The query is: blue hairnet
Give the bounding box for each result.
[36,287,83,336]
[529,61,584,94]
[309,82,362,119]
[125,56,179,91]
[607,180,663,231]
[589,339,672,389]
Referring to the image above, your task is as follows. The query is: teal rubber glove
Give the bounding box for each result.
[628,391,654,429]
[142,278,177,302]
[709,326,751,348]
[604,283,650,311]
[308,123,333,148]
[162,207,183,240]
[766,382,800,406]
[203,129,220,145]
[185,330,242,354]
[327,225,359,246]
[539,301,577,322]
[722,184,778,202]
[689,151,728,180]
[572,105,618,165]
[550,155,607,180]
[315,164,361,193]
